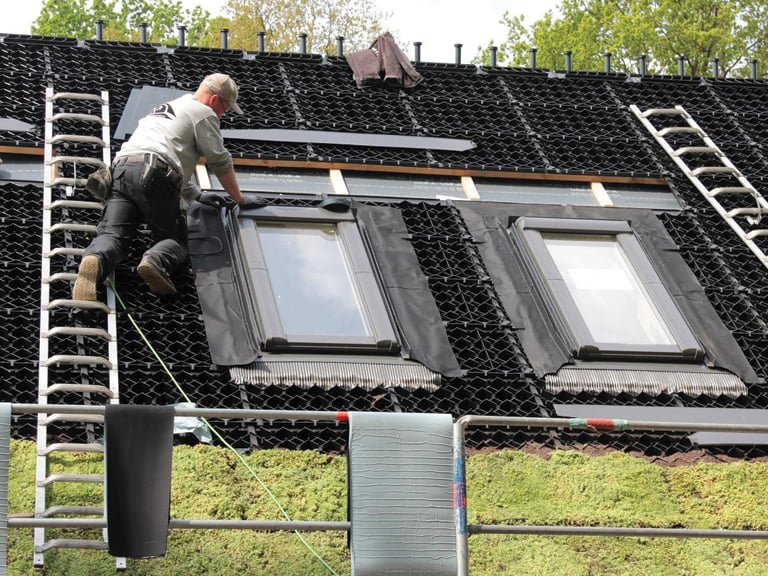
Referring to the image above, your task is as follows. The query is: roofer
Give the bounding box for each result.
[73,73,246,301]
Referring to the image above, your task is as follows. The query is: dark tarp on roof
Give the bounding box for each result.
[345,32,423,90]
[458,202,761,387]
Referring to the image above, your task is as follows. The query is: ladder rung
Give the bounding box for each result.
[43,272,77,284]
[746,229,768,239]
[691,166,740,177]
[50,177,88,187]
[49,92,107,104]
[43,505,103,517]
[49,112,106,125]
[673,146,720,156]
[42,326,113,340]
[44,247,84,258]
[708,186,756,197]
[38,538,109,552]
[41,354,113,369]
[39,442,104,455]
[657,126,704,137]
[47,156,106,168]
[41,383,116,397]
[38,473,104,487]
[46,223,98,234]
[49,134,107,147]
[43,413,104,425]
[44,299,111,313]
[727,207,764,218]
[640,108,685,117]
[47,199,103,210]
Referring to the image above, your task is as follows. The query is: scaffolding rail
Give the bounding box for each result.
[7,404,768,575]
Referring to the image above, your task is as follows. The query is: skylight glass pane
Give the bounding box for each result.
[257,222,371,337]
[543,234,675,346]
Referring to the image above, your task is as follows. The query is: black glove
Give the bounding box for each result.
[240,194,268,209]
[198,192,237,211]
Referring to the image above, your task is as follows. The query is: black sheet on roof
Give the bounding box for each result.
[186,200,461,378]
[457,202,761,385]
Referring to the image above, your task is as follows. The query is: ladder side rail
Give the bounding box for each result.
[34,85,57,568]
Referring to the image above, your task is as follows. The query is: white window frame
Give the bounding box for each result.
[514,217,703,361]
[231,206,399,354]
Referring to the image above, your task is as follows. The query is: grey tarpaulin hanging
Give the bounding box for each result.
[347,412,456,575]
[345,32,423,90]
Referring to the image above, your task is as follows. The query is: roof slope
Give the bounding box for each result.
[1,35,767,460]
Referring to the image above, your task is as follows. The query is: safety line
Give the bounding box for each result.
[108,281,341,576]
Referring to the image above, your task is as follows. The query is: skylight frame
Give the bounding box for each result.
[513,216,703,361]
[232,206,400,354]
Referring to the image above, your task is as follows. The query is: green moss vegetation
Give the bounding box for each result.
[8,440,768,575]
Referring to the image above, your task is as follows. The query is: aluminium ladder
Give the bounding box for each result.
[630,104,768,270]
[35,87,124,569]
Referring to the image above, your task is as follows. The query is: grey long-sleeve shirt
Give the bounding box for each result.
[115,93,233,200]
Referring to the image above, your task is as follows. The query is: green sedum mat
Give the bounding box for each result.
[8,440,768,575]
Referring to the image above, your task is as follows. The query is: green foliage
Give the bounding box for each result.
[32,0,217,45]
[29,0,392,52]
[8,441,768,575]
[484,0,768,78]
[223,0,391,54]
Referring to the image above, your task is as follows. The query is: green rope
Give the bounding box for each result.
[108,281,341,576]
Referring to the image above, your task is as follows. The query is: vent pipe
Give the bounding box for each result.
[299,33,308,54]
[139,23,148,44]
[336,36,344,57]
[414,42,422,64]
[490,46,497,67]
[604,52,611,73]
[564,50,572,72]
[529,47,537,68]
[751,59,757,79]
[258,31,265,53]
[677,54,685,76]
[638,54,647,76]
[220,28,229,50]
[711,57,719,79]
[178,25,186,47]
[455,43,462,65]
[95,20,104,41]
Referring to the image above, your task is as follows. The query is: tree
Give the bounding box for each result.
[482,0,768,78]
[223,0,391,54]
[33,0,217,46]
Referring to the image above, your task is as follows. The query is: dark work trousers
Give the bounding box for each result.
[84,155,188,285]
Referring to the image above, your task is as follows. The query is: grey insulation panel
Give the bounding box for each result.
[348,412,457,575]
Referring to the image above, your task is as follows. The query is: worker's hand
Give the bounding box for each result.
[198,192,237,211]
[239,194,268,209]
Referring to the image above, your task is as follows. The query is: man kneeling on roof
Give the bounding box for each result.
[73,73,251,301]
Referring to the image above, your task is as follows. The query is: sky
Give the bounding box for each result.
[5,0,560,64]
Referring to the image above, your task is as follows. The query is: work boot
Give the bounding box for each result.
[137,256,177,296]
[72,255,100,302]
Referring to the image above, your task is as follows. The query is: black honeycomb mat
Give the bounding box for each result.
[2,39,768,459]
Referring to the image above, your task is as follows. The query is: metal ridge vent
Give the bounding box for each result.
[546,366,747,398]
[230,357,441,391]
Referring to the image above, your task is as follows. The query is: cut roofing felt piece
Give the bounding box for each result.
[219,128,476,151]
[114,86,191,140]
[0,118,37,132]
